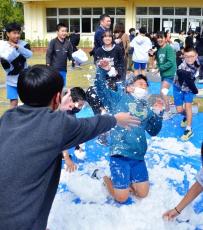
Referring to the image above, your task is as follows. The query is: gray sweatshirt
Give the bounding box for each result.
[0,105,116,230]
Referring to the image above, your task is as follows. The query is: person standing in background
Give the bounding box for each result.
[0,22,32,108]
[69,27,80,68]
[46,23,73,87]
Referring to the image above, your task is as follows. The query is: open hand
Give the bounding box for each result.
[114,112,141,129]
[60,89,74,111]
[98,59,111,71]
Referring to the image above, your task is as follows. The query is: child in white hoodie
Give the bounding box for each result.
[130,27,152,76]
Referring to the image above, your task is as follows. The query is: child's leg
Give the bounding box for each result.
[130,159,149,198]
[103,176,130,202]
[141,63,147,76]
[134,62,140,76]
[104,156,131,202]
[185,103,192,128]
[131,181,149,198]
[161,80,171,112]
[7,85,18,108]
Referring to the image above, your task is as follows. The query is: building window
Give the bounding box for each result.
[46,7,126,33]
[46,8,57,16]
[175,8,187,15]
[148,7,160,15]
[162,7,174,15]
[136,7,147,15]
[189,8,201,16]
[46,18,57,32]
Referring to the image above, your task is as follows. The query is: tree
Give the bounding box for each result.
[0,0,24,30]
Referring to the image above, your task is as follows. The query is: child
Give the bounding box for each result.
[46,23,73,87]
[155,31,177,120]
[94,59,164,203]
[63,87,87,172]
[173,47,200,141]
[163,142,203,220]
[0,22,32,108]
[130,27,152,76]
[0,64,140,230]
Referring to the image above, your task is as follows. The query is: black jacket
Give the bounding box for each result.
[46,37,73,71]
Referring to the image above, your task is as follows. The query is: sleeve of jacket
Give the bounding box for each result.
[116,46,125,78]
[177,69,198,94]
[158,47,176,72]
[145,110,162,136]
[46,40,54,65]
[67,41,73,61]
[95,67,121,110]
[60,113,117,150]
[17,43,33,59]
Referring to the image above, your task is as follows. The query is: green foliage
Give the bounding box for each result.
[26,38,49,47]
[0,0,24,30]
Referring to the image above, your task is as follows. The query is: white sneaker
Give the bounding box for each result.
[163,111,173,120]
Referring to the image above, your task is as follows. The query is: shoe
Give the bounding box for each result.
[181,129,193,141]
[180,117,187,128]
[91,169,100,180]
[163,111,173,120]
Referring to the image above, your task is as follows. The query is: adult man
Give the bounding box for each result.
[90,14,111,57]
[46,23,73,87]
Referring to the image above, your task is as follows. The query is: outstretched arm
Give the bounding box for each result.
[163,181,203,221]
[95,67,121,110]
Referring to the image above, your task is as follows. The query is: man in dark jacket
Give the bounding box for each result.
[46,23,73,87]
[90,14,111,57]
[0,65,140,230]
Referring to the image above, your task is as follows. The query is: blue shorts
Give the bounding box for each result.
[59,71,67,87]
[161,77,174,84]
[133,62,147,70]
[110,155,149,189]
[173,85,194,106]
[6,85,18,100]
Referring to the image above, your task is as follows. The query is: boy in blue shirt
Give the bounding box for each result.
[173,47,200,141]
[94,59,164,202]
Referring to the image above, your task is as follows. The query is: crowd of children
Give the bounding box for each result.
[0,19,203,229]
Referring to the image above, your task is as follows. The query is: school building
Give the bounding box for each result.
[19,0,203,41]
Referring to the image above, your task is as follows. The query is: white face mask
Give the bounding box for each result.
[131,87,148,99]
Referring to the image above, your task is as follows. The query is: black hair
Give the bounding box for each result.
[184,47,197,53]
[70,87,86,102]
[129,28,135,33]
[139,27,146,34]
[17,65,63,107]
[126,73,149,86]
[56,23,67,31]
[100,14,111,21]
[156,31,165,39]
[6,22,21,32]
[201,142,203,166]
[101,30,113,40]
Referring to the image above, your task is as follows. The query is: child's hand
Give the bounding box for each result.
[65,159,77,172]
[153,98,165,113]
[98,59,111,71]
[114,112,141,129]
[162,209,179,221]
[60,89,74,111]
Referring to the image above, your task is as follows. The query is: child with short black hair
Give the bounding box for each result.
[0,64,139,230]
[0,22,32,108]
[63,87,87,172]
[173,47,200,141]
[93,59,164,203]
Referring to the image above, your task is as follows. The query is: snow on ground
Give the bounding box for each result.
[47,137,203,230]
